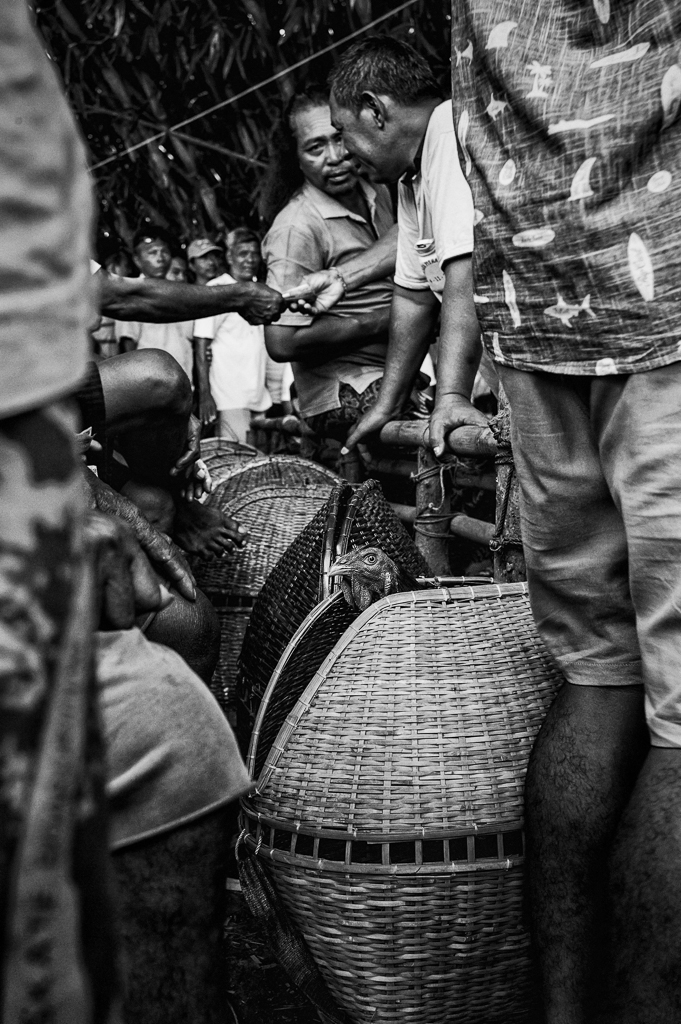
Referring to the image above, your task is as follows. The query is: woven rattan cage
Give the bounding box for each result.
[237,479,429,748]
[191,456,340,713]
[241,582,563,1024]
[199,437,262,484]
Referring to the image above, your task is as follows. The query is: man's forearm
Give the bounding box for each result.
[266,307,389,364]
[371,286,439,414]
[98,274,251,322]
[193,337,212,396]
[338,223,398,291]
[435,256,482,399]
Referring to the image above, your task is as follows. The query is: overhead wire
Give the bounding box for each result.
[90,0,421,171]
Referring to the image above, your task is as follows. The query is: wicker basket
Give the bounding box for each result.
[241,582,563,1024]
[191,456,340,713]
[237,479,429,748]
[199,437,263,484]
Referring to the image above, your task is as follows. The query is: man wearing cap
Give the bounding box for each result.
[116,228,196,382]
[187,237,223,287]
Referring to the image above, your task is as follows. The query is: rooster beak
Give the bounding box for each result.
[328,557,351,578]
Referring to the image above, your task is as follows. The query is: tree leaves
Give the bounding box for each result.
[34,0,450,253]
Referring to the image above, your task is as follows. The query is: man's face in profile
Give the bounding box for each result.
[329,94,414,184]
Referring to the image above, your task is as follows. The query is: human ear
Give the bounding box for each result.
[361,91,386,129]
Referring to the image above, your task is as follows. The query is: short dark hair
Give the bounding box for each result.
[329,37,441,113]
[258,86,329,226]
[132,225,173,251]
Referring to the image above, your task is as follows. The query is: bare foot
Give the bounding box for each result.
[174,499,248,558]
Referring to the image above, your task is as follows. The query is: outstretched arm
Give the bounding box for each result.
[265,306,389,365]
[95,271,285,325]
[284,224,399,314]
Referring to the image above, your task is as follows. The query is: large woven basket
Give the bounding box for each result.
[241,582,563,1024]
[191,456,340,713]
[199,437,262,484]
[236,479,429,751]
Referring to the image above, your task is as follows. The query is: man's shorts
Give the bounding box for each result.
[498,360,681,748]
[95,628,251,850]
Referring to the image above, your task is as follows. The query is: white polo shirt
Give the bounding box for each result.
[115,275,194,383]
[395,101,475,296]
[193,273,271,413]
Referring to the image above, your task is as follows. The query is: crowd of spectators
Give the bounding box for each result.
[93,226,291,444]
[4,2,681,1023]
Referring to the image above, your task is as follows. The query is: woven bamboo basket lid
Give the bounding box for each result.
[241,582,563,1024]
[237,479,428,748]
[199,437,263,484]
[192,457,341,596]
[191,456,340,713]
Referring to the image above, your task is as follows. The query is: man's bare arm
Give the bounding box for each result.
[284,224,399,314]
[95,271,285,325]
[193,336,217,426]
[428,255,488,457]
[265,307,390,365]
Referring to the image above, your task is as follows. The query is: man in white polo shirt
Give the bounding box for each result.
[327,37,490,452]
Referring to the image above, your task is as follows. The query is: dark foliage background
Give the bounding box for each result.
[32,0,451,257]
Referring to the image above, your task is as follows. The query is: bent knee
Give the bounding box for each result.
[135,350,192,418]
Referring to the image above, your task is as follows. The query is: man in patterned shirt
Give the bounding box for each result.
[331,15,681,1021]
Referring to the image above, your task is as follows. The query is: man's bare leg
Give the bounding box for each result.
[525,683,649,1024]
[97,350,244,555]
[112,808,230,1024]
[598,747,681,1023]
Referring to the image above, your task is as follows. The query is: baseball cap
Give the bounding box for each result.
[187,238,222,260]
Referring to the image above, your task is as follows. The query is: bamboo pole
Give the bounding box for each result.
[414,446,451,575]
[449,515,495,545]
[378,421,497,458]
[389,503,416,524]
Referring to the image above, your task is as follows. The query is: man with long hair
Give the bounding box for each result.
[261,86,420,451]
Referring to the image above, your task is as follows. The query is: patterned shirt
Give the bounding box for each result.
[453,0,681,375]
[0,0,94,417]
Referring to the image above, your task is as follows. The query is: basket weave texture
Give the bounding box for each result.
[242,583,563,1024]
[237,479,428,749]
[191,456,340,712]
[199,437,262,484]
[248,591,356,778]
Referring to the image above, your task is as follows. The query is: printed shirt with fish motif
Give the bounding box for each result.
[452,0,681,375]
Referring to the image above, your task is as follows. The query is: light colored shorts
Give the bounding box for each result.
[498,360,681,748]
[96,628,251,850]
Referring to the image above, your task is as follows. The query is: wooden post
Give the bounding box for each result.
[414,445,451,575]
[338,448,363,484]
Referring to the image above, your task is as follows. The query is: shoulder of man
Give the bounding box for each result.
[266,185,326,235]
[424,100,456,146]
